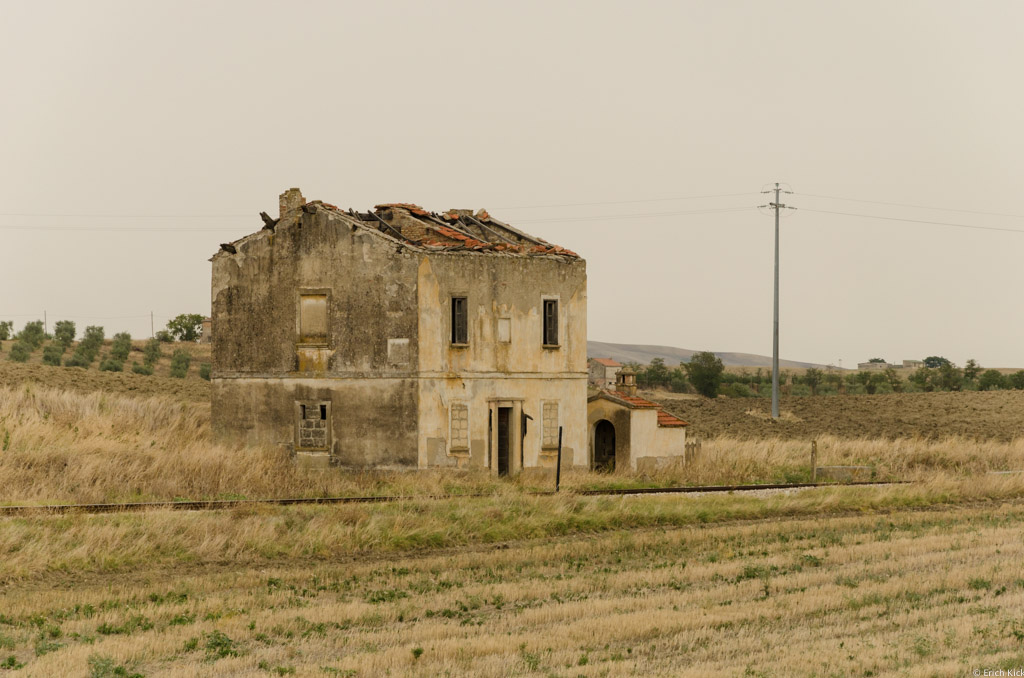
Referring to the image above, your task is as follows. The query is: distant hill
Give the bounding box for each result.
[587,341,831,369]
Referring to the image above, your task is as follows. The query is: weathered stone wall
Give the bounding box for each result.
[211,207,420,467]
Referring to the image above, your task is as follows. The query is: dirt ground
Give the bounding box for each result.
[655,389,1024,441]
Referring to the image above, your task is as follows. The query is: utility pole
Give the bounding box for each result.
[151,312,154,339]
[760,183,795,420]
[43,310,47,336]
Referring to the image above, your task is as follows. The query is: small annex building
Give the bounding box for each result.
[587,367,689,472]
[210,189,587,475]
[588,357,622,388]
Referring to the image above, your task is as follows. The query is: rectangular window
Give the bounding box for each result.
[450,403,469,451]
[299,294,328,344]
[451,296,468,344]
[542,401,559,449]
[543,299,558,346]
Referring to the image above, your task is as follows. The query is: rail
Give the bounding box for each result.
[0,480,908,516]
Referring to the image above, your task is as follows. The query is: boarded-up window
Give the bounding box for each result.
[497,317,511,343]
[296,400,330,451]
[299,294,327,344]
[542,401,559,449]
[451,297,468,344]
[450,403,469,451]
[543,299,558,346]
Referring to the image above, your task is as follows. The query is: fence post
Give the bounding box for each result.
[811,440,817,482]
[555,426,563,493]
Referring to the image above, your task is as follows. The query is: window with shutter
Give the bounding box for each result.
[543,299,558,346]
[451,296,468,345]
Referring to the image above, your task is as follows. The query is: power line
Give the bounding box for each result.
[799,193,1024,220]
[800,208,1024,235]
[0,224,247,232]
[494,192,759,210]
[0,212,253,219]
[0,206,757,232]
[517,206,755,224]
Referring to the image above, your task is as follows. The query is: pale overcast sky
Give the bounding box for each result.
[2,1,1022,367]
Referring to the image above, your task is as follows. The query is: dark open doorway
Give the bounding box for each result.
[497,407,511,476]
[594,419,615,471]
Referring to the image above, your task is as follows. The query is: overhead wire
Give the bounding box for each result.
[799,208,1024,235]
[799,193,1024,220]
[494,192,759,210]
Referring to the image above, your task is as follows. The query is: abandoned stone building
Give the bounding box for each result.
[210,189,587,474]
[588,357,622,388]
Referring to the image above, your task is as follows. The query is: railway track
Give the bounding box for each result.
[0,480,907,516]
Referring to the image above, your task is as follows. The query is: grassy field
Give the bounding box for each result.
[5,383,1024,505]
[4,362,1024,675]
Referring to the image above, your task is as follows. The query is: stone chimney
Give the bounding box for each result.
[615,366,638,397]
[279,188,305,218]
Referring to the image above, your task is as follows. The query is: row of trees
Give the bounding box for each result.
[4,319,209,380]
[0,314,205,344]
[624,354,1024,399]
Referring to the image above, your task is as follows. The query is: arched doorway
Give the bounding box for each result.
[594,420,615,471]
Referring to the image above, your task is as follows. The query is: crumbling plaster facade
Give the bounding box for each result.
[211,190,587,473]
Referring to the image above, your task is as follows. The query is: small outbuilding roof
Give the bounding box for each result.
[588,390,689,428]
[591,358,622,367]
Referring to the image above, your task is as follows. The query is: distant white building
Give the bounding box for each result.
[858,359,924,371]
[857,361,891,371]
[588,358,622,388]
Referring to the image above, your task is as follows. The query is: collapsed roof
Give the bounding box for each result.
[216,191,580,260]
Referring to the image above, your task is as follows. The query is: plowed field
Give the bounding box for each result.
[656,390,1024,441]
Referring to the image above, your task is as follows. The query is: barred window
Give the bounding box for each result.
[450,403,469,451]
[542,401,559,449]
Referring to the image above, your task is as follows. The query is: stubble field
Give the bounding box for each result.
[2,358,1024,676]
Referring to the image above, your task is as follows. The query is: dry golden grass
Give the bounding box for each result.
[5,383,1024,505]
[5,382,1024,675]
[3,499,1024,676]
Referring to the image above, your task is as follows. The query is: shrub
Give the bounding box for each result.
[78,326,106,363]
[143,338,162,366]
[719,383,754,398]
[169,349,191,378]
[1010,371,1024,390]
[131,362,153,376]
[166,314,205,342]
[8,342,31,363]
[99,358,123,372]
[110,332,132,362]
[978,369,1008,391]
[16,321,46,350]
[0,321,12,341]
[53,320,76,346]
[199,363,211,381]
[156,330,173,343]
[684,351,725,398]
[42,343,66,366]
[64,350,93,368]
